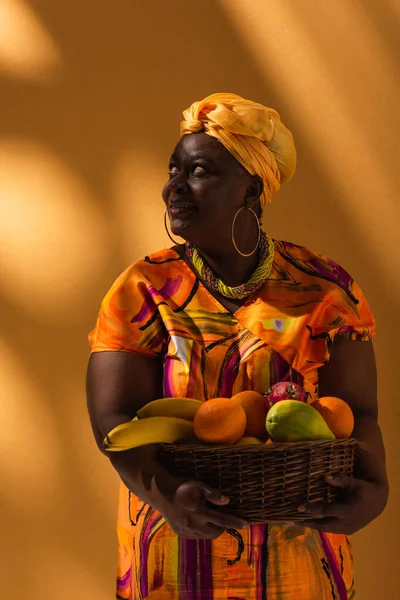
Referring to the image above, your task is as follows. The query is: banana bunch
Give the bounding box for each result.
[103,416,194,451]
[137,397,202,420]
[103,397,202,452]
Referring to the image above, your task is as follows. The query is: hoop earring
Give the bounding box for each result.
[164,209,184,245]
[232,206,261,257]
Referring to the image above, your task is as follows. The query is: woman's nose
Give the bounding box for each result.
[169,173,189,193]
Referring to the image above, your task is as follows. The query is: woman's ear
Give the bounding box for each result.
[245,175,264,214]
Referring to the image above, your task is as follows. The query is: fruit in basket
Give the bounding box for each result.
[266,399,335,442]
[232,390,268,438]
[265,381,307,408]
[312,396,354,438]
[236,436,264,446]
[137,397,203,421]
[103,416,193,451]
[193,397,246,444]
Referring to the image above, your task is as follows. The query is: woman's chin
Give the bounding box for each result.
[170,218,195,239]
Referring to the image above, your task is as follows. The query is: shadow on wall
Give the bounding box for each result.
[0,0,398,598]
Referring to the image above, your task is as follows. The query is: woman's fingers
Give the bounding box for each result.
[200,506,248,530]
[325,473,357,489]
[174,481,206,510]
[197,482,230,505]
[175,480,228,508]
[172,480,248,535]
[180,492,248,529]
[297,474,361,517]
[297,501,338,517]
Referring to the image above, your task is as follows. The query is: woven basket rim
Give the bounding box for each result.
[159,437,356,453]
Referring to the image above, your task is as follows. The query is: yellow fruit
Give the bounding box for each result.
[193,397,246,445]
[312,396,354,438]
[137,397,203,421]
[232,390,268,438]
[103,416,193,451]
[236,436,264,446]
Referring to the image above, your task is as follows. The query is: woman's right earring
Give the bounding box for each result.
[164,209,184,245]
[231,206,261,257]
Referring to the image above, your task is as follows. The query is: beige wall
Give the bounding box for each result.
[1,1,399,598]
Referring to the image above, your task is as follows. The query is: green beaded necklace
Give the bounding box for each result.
[185,232,275,300]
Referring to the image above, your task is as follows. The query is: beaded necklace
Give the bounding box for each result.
[185,232,275,300]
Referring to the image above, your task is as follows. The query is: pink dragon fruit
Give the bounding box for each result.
[265,381,307,409]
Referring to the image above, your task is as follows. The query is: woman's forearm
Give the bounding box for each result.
[353,416,389,496]
[93,413,183,511]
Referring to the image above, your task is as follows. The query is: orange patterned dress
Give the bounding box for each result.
[89,240,375,600]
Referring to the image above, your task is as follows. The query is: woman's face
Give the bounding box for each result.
[162,133,260,250]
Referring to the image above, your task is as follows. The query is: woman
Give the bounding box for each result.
[86,93,388,600]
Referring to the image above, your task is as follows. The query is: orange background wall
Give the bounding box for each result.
[1,1,399,598]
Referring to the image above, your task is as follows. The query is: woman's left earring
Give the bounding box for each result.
[164,209,185,245]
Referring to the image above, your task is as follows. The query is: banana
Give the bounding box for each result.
[137,397,203,421]
[103,416,194,451]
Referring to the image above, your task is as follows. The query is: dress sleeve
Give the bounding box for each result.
[88,264,166,358]
[328,279,376,342]
[322,278,376,344]
[311,277,376,367]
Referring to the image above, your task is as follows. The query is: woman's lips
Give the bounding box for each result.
[169,205,197,217]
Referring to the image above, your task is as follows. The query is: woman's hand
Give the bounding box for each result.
[296,473,388,535]
[105,442,248,539]
[157,479,249,539]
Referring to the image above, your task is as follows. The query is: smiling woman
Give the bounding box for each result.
[86,93,388,600]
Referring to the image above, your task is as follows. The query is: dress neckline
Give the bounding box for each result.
[167,246,259,318]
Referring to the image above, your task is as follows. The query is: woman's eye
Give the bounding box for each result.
[192,165,206,175]
[168,166,178,178]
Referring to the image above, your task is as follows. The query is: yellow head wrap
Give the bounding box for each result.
[180,92,296,206]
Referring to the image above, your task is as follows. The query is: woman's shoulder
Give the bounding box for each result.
[117,247,184,281]
[274,238,341,265]
[273,239,360,303]
[103,247,191,305]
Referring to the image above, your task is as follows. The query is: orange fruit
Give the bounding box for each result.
[232,390,268,438]
[265,438,274,445]
[312,396,354,438]
[193,397,246,444]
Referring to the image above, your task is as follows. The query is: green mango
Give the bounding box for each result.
[266,400,335,442]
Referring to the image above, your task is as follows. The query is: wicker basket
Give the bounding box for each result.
[158,438,356,523]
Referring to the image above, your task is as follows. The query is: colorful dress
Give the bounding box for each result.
[88,240,375,600]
